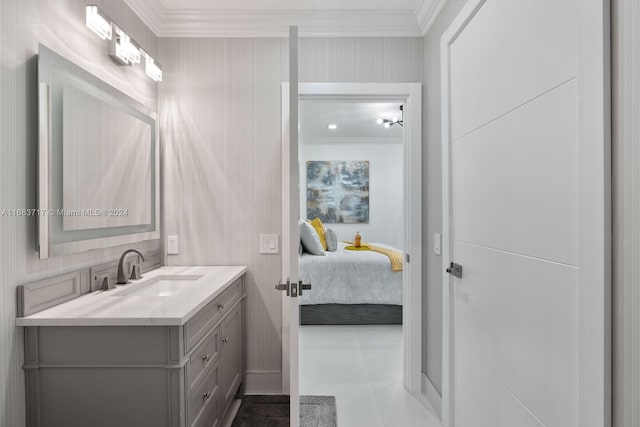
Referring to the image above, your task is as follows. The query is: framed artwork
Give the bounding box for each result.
[306,160,369,224]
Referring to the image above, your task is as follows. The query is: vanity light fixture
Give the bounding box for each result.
[377,105,404,128]
[109,24,141,66]
[85,5,112,40]
[143,51,163,82]
[86,4,160,83]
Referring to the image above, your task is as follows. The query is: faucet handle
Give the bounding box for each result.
[130,264,143,281]
[100,276,113,291]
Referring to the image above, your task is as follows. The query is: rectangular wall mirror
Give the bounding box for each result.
[38,44,159,259]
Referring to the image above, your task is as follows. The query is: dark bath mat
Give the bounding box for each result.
[231,395,337,427]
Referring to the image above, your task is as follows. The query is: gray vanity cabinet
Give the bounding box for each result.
[22,274,246,427]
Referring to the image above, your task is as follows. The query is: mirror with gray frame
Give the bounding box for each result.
[37,44,159,259]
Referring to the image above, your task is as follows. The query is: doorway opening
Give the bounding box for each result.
[298,99,410,425]
[281,83,431,426]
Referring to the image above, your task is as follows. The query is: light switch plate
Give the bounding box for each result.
[259,234,279,254]
[167,235,179,255]
[434,233,441,256]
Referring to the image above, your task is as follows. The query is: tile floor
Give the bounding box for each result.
[299,325,443,427]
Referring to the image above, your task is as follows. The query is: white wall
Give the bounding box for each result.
[0,2,158,426]
[299,140,404,249]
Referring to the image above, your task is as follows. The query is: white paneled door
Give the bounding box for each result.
[442,1,610,427]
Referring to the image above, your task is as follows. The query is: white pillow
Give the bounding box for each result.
[299,220,325,255]
[325,228,338,252]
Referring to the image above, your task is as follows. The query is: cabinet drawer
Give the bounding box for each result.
[188,363,219,427]
[187,327,219,391]
[185,278,243,352]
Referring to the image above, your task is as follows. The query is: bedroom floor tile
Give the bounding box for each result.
[299,325,362,349]
[361,348,403,383]
[355,325,404,349]
[300,348,370,386]
[300,325,442,427]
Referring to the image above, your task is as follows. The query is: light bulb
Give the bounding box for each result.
[86,5,112,40]
[376,118,383,125]
[392,117,398,123]
[384,123,391,128]
[144,53,162,82]
[328,124,337,130]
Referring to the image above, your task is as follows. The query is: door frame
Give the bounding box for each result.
[281,82,424,394]
[440,1,611,427]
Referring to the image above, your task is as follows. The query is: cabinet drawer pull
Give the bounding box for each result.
[221,337,229,343]
[217,303,224,309]
[202,354,210,362]
[203,391,211,399]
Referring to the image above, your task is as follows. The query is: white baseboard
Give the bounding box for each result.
[422,373,442,420]
[220,399,242,427]
[245,370,282,394]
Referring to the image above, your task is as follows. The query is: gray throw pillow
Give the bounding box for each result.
[299,220,325,255]
[325,228,338,252]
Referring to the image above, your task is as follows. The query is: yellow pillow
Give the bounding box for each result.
[307,218,327,251]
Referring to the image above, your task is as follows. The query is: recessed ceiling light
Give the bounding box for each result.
[328,124,337,130]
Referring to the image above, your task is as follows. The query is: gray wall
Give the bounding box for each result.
[0,2,158,426]
[421,0,468,395]
[612,0,640,425]
[158,36,424,386]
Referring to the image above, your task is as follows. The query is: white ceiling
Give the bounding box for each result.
[123,0,447,37]
[300,101,403,142]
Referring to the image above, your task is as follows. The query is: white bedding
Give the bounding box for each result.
[298,242,403,305]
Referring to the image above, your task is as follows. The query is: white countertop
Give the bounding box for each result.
[15,266,247,327]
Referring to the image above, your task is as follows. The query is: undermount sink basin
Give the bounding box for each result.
[114,275,204,297]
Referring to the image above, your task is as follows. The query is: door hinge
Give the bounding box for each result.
[405,253,410,263]
[446,262,462,279]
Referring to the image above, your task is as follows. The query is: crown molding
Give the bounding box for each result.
[415,0,449,35]
[124,0,163,36]
[124,1,424,38]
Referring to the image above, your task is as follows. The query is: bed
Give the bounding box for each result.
[299,242,403,325]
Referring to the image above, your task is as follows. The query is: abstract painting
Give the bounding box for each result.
[306,160,369,224]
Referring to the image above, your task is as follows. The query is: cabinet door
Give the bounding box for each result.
[220,302,243,413]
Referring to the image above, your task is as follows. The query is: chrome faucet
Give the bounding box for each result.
[116,249,145,284]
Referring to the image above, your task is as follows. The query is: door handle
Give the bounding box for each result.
[275,279,311,297]
[298,280,311,296]
[275,279,291,296]
[446,262,463,279]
